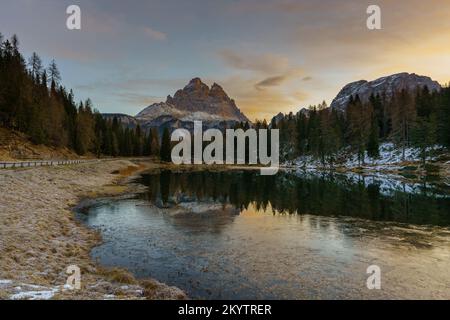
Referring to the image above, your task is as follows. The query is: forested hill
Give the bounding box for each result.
[0,34,159,158]
[274,79,450,165]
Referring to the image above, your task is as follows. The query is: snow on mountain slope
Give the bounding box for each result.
[330,73,441,111]
[135,102,185,121]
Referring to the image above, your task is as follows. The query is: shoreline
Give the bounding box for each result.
[71,163,450,300]
[1,159,448,300]
[0,159,186,300]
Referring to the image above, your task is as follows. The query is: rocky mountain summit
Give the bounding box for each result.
[136,78,249,126]
[330,73,441,111]
[103,78,249,133]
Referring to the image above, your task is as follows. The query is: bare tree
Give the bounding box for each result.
[28,52,43,79]
[48,59,61,85]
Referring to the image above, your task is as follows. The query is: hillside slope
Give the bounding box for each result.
[0,128,79,161]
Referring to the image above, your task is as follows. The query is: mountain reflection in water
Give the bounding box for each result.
[137,170,450,226]
[80,170,450,299]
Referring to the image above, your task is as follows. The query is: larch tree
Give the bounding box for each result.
[390,89,416,160]
[160,127,171,162]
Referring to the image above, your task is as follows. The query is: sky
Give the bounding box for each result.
[1,0,450,121]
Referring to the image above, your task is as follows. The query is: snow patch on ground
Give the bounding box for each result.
[287,143,446,170]
[10,288,59,300]
[1,280,74,300]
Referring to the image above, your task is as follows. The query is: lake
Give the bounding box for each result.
[78,169,450,299]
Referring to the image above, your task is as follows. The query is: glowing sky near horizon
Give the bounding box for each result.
[1,0,450,121]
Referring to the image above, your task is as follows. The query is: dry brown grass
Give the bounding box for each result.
[141,279,187,300]
[0,159,186,300]
[97,267,137,285]
[111,164,143,176]
[0,127,80,161]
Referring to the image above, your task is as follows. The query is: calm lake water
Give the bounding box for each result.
[79,170,450,299]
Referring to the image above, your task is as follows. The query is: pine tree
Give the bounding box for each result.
[150,128,160,156]
[48,59,61,85]
[134,124,143,156]
[144,129,154,156]
[436,86,450,148]
[346,95,371,166]
[28,52,43,79]
[411,114,437,166]
[296,113,307,156]
[391,89,415,160]
[160,127,171,162]
[367,119,380,160]
[75,101,95,155]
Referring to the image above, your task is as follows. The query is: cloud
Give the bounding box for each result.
[143,27,167,41]
[228,0,312,15]
[291,91,310,102]
[218,49,289,74]
[77,77,188,96]
[114,92,163,107]
[256,75,286,87]
[216,75,309,121]
[216,47,308,119]
[255,75,287,90]
[84,11,123,34]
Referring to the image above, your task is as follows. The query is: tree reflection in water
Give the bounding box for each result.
[137,170,450,227]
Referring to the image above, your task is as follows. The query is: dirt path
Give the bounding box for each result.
[0,160,186,300]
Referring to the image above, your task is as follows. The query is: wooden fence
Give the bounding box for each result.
[0,157,151,169]
[0,159,97,169]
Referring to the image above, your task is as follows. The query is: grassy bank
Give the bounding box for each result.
[0,159,186,300]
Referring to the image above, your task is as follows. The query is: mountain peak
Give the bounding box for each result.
[330,72,441,111]
[136,78,249,125]
[210,82,227,98]
[188,77,203,84]
[184,77,208,92]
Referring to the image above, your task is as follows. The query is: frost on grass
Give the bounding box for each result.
[0,160,186,300]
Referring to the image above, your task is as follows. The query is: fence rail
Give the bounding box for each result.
[0,157,151,169]
[0,159,98,169]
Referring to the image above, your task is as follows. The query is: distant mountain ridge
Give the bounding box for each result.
[103,78,249,133]
[330,72,441,111]
[271,72,442,124]
[103,73,443,132]
[101,113,139,128]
